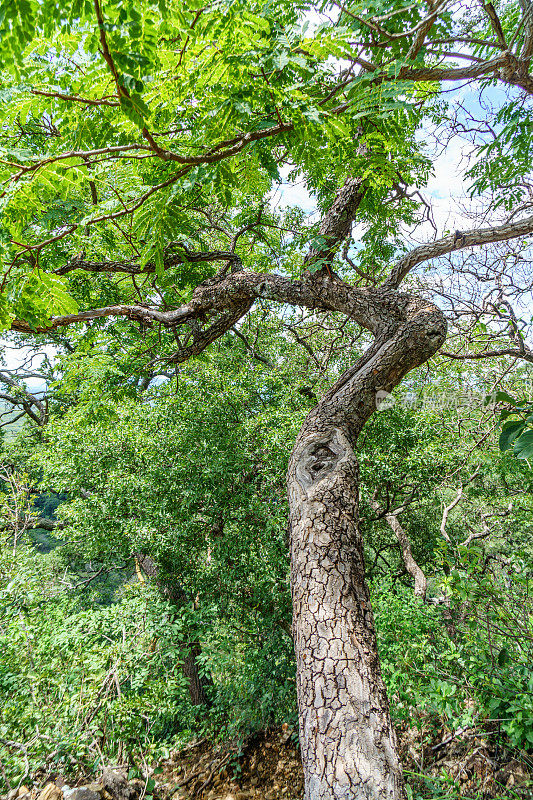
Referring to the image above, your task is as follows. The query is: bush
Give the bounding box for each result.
[372,552,533,754]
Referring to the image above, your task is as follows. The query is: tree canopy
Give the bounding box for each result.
[1,0,533,338]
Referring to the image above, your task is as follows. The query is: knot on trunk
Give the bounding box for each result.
[307,443,337,476]
[293,431,350,494]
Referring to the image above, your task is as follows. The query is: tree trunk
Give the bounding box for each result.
[135,552,211,707]
[288,298,447,799]
[370,499,427,600]
[289,431,402,799]
[182,641,210,706]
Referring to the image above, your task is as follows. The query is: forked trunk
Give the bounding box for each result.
[287,296,447,799]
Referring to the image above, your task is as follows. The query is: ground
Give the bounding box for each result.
[3,725,532,800]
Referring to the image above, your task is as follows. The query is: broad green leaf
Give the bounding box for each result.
[514,431,533,460]
[499,420,526,452]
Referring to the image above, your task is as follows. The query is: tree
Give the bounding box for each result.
[2,1,533,797]
[29,355,302,715]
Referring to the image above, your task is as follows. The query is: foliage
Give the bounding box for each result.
[0,339,306,786]
[3,514,532,791]
[492,391,533,464]
[374,548,533,753]
[0,0,440,325]
[0,527,295,788]
[443,547,533,752]
[0,534,192,786]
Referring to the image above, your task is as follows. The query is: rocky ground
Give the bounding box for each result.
[3,725,532,800]
[160,726,302,800]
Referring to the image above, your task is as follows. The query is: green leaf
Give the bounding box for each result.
[119,93,150,128]
[497,647,509,667]
[39,273,79,316]
[130,93,151,119]
[514,430,533,460]
[277,51,290,69]
[499,420,526,452]
[0,293,14,331]
[121,73,144,94]
[326,116,350,138]
[484,390,519,407]
[154,248,164,279]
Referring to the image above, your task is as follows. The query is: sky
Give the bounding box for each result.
[273,81,519,236]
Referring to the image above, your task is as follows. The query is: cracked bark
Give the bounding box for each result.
[288,298,446,800]
[15,241,449,797]
[21,171,523,797]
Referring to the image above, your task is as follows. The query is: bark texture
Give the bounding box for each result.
[181,641,210,707]
[289,433,401,800]
[370,499,427,599]
[288,296,446,799]
[9,168,468,797]
[304,177,366,272]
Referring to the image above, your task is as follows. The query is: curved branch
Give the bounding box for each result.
[440,467,480,543]
[482,2,508,50]
[333,0,450,44]
[9,171,189,256]
[10,303,178,333]
[519,0,533,63]
[0,371,47,425]
[406,0,444,61]
[388,211,533,286]
[11,271,414,337]
[167,303,254,363]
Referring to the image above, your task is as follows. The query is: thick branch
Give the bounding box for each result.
[353,52,533,95]
[370,498,427,598]
[388,211,533,286]
[406,0,443,61]
[167,303,254,363]
[10,304,171,333]
[304,176,367,272]
[519,0,533,63]
[10,273,412,337]
[482,2,508,50]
